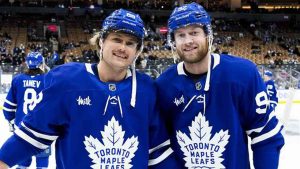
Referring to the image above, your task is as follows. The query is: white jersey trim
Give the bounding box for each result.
[126,68,132,78]
[17,165,30,168]
[149,139,171,154]
[177,62,186,75]
[5,99,17,106]
[15,128,48,149]
[21,122,58,141]
[2,107,16,112]
[246,110,276,135]
[85,63,94,75]
[177,53,220,76]
[251,122,283,145]
[212,53,220,68]
[85,63,132,78]
[148,148,173,166]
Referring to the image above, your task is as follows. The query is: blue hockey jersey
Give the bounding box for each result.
[0,63,174,169]
[156,54,284,169]
[2,73,45,126]
[265,79,278,109]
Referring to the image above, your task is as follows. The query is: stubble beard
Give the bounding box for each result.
[177,43,209,64]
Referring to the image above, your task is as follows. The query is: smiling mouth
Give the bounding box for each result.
[183,46,197,52]
[113,53,128,59]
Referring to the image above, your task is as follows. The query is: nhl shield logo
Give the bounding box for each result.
[195,82,202,90]
[109,84,116,91]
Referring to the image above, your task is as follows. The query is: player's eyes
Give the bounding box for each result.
[126,41,138,48]
[176,33,185,38]
[190,31,199,36]
[112,38,122,43]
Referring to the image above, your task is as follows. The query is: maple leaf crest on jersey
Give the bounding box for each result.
[177,112,229,169]
[84,116,139,169]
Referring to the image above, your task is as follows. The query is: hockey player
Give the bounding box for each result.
[155,3,284,169]
[264,70,279,110]
[0,9,174,169]
[2,51,51,169]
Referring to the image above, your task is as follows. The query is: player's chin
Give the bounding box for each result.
[181,53,195,60]
[113,61,132,70]
[182,55,203,64]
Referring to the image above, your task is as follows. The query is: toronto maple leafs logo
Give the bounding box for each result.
[84,116,139,169]
[176,112,230,169]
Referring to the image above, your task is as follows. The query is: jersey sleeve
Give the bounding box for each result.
[241,64,284,169]
[148,83,177,169]
[0,134,43,167]
[0,67,68,167]
[2,77,17,122]
[18,67,68,146]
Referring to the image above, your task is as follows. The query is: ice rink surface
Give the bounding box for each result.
[0,99,299,169]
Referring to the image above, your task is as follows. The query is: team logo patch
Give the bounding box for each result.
[109,84,116,91]
[176,112,230,169]
[84,116,139,169]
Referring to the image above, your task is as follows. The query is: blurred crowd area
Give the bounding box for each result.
[0,0,300,90]
[0,0,300,13]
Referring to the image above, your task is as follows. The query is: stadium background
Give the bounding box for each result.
[0,0,299,168]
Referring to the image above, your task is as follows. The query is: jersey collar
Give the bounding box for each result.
[177,53,220,76]
[85,63,132,79]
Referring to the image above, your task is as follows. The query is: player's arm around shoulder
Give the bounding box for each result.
[0,161,8,169]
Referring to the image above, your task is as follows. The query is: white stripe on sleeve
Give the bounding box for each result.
[21,122,58,141]
[251,122,283,145]
[148,148,174,166]
[149,140,170,154]
[15,128,48,149]
[2,107,16,112]
[5,99,17,106]
[246,110,276,135]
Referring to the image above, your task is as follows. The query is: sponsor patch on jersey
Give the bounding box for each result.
[84,116,139,169]
[174,95,185,106]
[77,96,92,106]
[176,112,230,169]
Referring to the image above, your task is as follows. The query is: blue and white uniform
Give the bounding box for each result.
[3,74,45,126]
[156,54,284,169]
[265,79,278,109]
[2,51,51,168]
[2,72,50,168]
[0,63,174,169]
